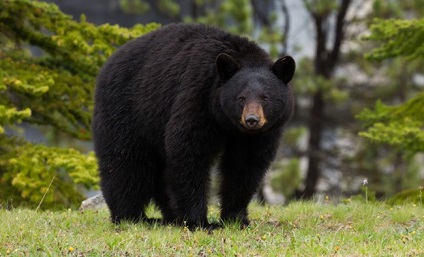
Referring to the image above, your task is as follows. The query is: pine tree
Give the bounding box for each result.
[358,17,424,155]
[0,0,159,208]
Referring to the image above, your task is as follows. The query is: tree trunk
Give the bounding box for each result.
[295,0,351,199]
[302,91,324,198]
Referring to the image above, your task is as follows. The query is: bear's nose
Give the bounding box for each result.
[245,115,259,128]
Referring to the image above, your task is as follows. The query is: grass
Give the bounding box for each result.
[0,201,423,256]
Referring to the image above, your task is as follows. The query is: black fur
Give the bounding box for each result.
[93,23,295,229]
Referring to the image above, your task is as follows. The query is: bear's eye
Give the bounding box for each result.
[262,96,269,102]
[238,96,245,103]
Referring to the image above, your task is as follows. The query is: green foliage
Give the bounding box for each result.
[372,0,424,19]
[0,106,31,134]
[358,15,424,156]
[355,14,424,200]
[270,158,301,197]
[0,0,159,208]
[292,57,348,103]
[358,95,424,154]
[282,126,307,147]
[157,0,181,18]
[303,0,339,15]
[0,0,159,139]
[186,0,253,36]
[119,0,180,18]
[364,18,424,60]
[387,187,424,205]
[0,141,99,208]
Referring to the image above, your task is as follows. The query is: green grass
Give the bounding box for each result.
[1,201,423,256]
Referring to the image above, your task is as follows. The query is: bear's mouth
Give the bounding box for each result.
[240,126,264,134]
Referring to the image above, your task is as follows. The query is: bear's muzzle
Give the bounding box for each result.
[240,102,267,130]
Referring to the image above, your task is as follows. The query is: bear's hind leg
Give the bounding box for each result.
[153,180,177,224]
[99,147,160,224]
[101,170,152,224]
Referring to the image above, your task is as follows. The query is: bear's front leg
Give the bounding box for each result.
[219,131,280,227]
[164,114,220,230]
[165,156,211,229]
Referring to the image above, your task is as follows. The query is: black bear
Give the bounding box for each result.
[93,23,295,229]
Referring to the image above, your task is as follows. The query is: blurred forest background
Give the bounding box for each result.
[0,0,423,209]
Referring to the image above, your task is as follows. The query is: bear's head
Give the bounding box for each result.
[216,53,295,134]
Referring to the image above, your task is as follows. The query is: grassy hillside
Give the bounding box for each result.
[1,201,423,256]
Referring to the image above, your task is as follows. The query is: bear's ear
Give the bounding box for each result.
[216,53,240,82]
[272,56,295,84]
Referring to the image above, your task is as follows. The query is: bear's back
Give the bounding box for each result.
[143,24,272,68]
[97,24,271,98]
